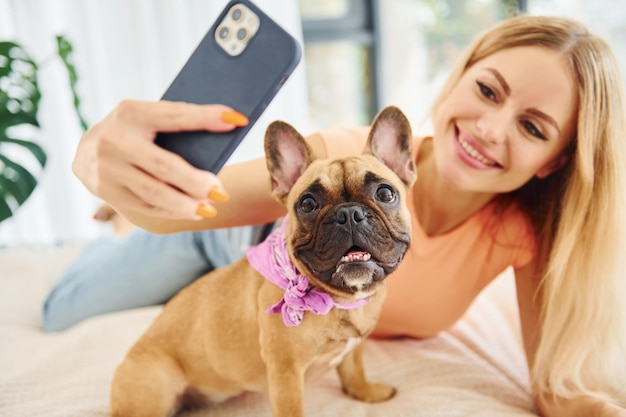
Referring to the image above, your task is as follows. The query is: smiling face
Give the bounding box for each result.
[432,46,578,194]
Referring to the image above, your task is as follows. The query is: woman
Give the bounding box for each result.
[45,15,626,416]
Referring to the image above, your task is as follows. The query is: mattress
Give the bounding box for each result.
[0,244,539,416]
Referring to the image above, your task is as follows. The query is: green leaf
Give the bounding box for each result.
[0,110,39,130]
[0,35,86,223]
[0,137,47,167]
[0,170,28,204]
[0,42,40,131]
[0,196,12,223]
[0,39,44,223]
[0,153,38,207]
[56,35,89,131]
[0,41,37,77]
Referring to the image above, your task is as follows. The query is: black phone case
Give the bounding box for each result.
[154,0,302,173]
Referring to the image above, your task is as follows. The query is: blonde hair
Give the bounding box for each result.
[433,15,626,405]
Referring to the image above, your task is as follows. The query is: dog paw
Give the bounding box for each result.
[343,382,397,403]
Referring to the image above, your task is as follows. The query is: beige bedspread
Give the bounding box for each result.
[0,244,539,416]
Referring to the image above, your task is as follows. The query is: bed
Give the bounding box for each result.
[0,243,539,416]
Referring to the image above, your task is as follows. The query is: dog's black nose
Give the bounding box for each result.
[335,205,366,225]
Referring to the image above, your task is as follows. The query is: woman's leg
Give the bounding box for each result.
[42,226,255,332]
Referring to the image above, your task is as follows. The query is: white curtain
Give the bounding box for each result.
[0,0,308,248]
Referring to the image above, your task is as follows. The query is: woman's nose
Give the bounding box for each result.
[476,108,512,145]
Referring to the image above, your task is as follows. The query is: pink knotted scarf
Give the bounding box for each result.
[247,217,368,327]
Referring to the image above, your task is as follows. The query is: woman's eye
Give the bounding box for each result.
[375,185,396,203]
[522,120,547,140]
[477,81,497,101]
[298,195,318,213]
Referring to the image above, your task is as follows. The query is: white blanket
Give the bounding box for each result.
[0,244,539,416]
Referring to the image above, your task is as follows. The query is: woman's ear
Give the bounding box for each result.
[536,153,569,179]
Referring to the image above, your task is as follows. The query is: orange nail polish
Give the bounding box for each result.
[221,110,249,127]
[196,203,217,218]
[208,187,230,203]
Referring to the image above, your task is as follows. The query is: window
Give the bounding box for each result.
[299,0,378,130]
[527,0,626,87]
[300,0,524,131]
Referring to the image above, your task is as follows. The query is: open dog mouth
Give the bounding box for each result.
[331,246,380,293]
[338,246,372,264]
[296,222,410,291]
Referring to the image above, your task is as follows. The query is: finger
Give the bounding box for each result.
[93,144,207,220]
[113,162,209,220]
[115,134,225,201]
[101,180,206,221]
[113,99,249,137]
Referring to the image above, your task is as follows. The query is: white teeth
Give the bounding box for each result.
[459,137,497,166]
[340,252,372,263]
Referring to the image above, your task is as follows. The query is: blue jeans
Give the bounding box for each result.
[42,226,257,332]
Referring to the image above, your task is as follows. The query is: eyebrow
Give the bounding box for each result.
[487,68,510,95]
[364,171,387,186]
[486,68,562,136]
[303,179,326,196]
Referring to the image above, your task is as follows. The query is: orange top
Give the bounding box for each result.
[314,127,536,338]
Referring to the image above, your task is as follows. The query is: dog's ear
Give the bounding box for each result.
[265,121,316,202]
[364,106,416,187]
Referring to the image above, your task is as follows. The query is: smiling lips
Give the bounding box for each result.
[457,130,501,168]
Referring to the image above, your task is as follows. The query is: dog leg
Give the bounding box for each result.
[265,360,306,417]
[110,352,187,417]
[336,343,396,403]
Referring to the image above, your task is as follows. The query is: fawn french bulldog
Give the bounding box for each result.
[110,105,416,417]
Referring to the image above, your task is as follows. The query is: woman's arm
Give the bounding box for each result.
[72,99,329,234]
[514,262,626,417]
[121,157,287,234]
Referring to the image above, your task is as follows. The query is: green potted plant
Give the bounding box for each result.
[0,35,87,223]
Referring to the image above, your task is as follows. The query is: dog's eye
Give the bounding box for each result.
[298,195,319,213]
[375,185,396,203]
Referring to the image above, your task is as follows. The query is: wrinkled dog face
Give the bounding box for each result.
[265,106,416,298]
[290,157,412,294]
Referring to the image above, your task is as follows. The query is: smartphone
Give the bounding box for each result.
[154,0,302,173]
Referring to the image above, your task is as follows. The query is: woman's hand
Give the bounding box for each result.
[72,100,248,220]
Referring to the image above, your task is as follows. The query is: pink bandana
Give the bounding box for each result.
[247,217,368,327]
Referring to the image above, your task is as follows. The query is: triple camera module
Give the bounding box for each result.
[215,3,260,56]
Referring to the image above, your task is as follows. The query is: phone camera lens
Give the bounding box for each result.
[231,7,243,21]
[218,26,230,40]
[237,28,247,41]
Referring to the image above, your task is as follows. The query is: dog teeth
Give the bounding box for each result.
[340,252,372,263]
